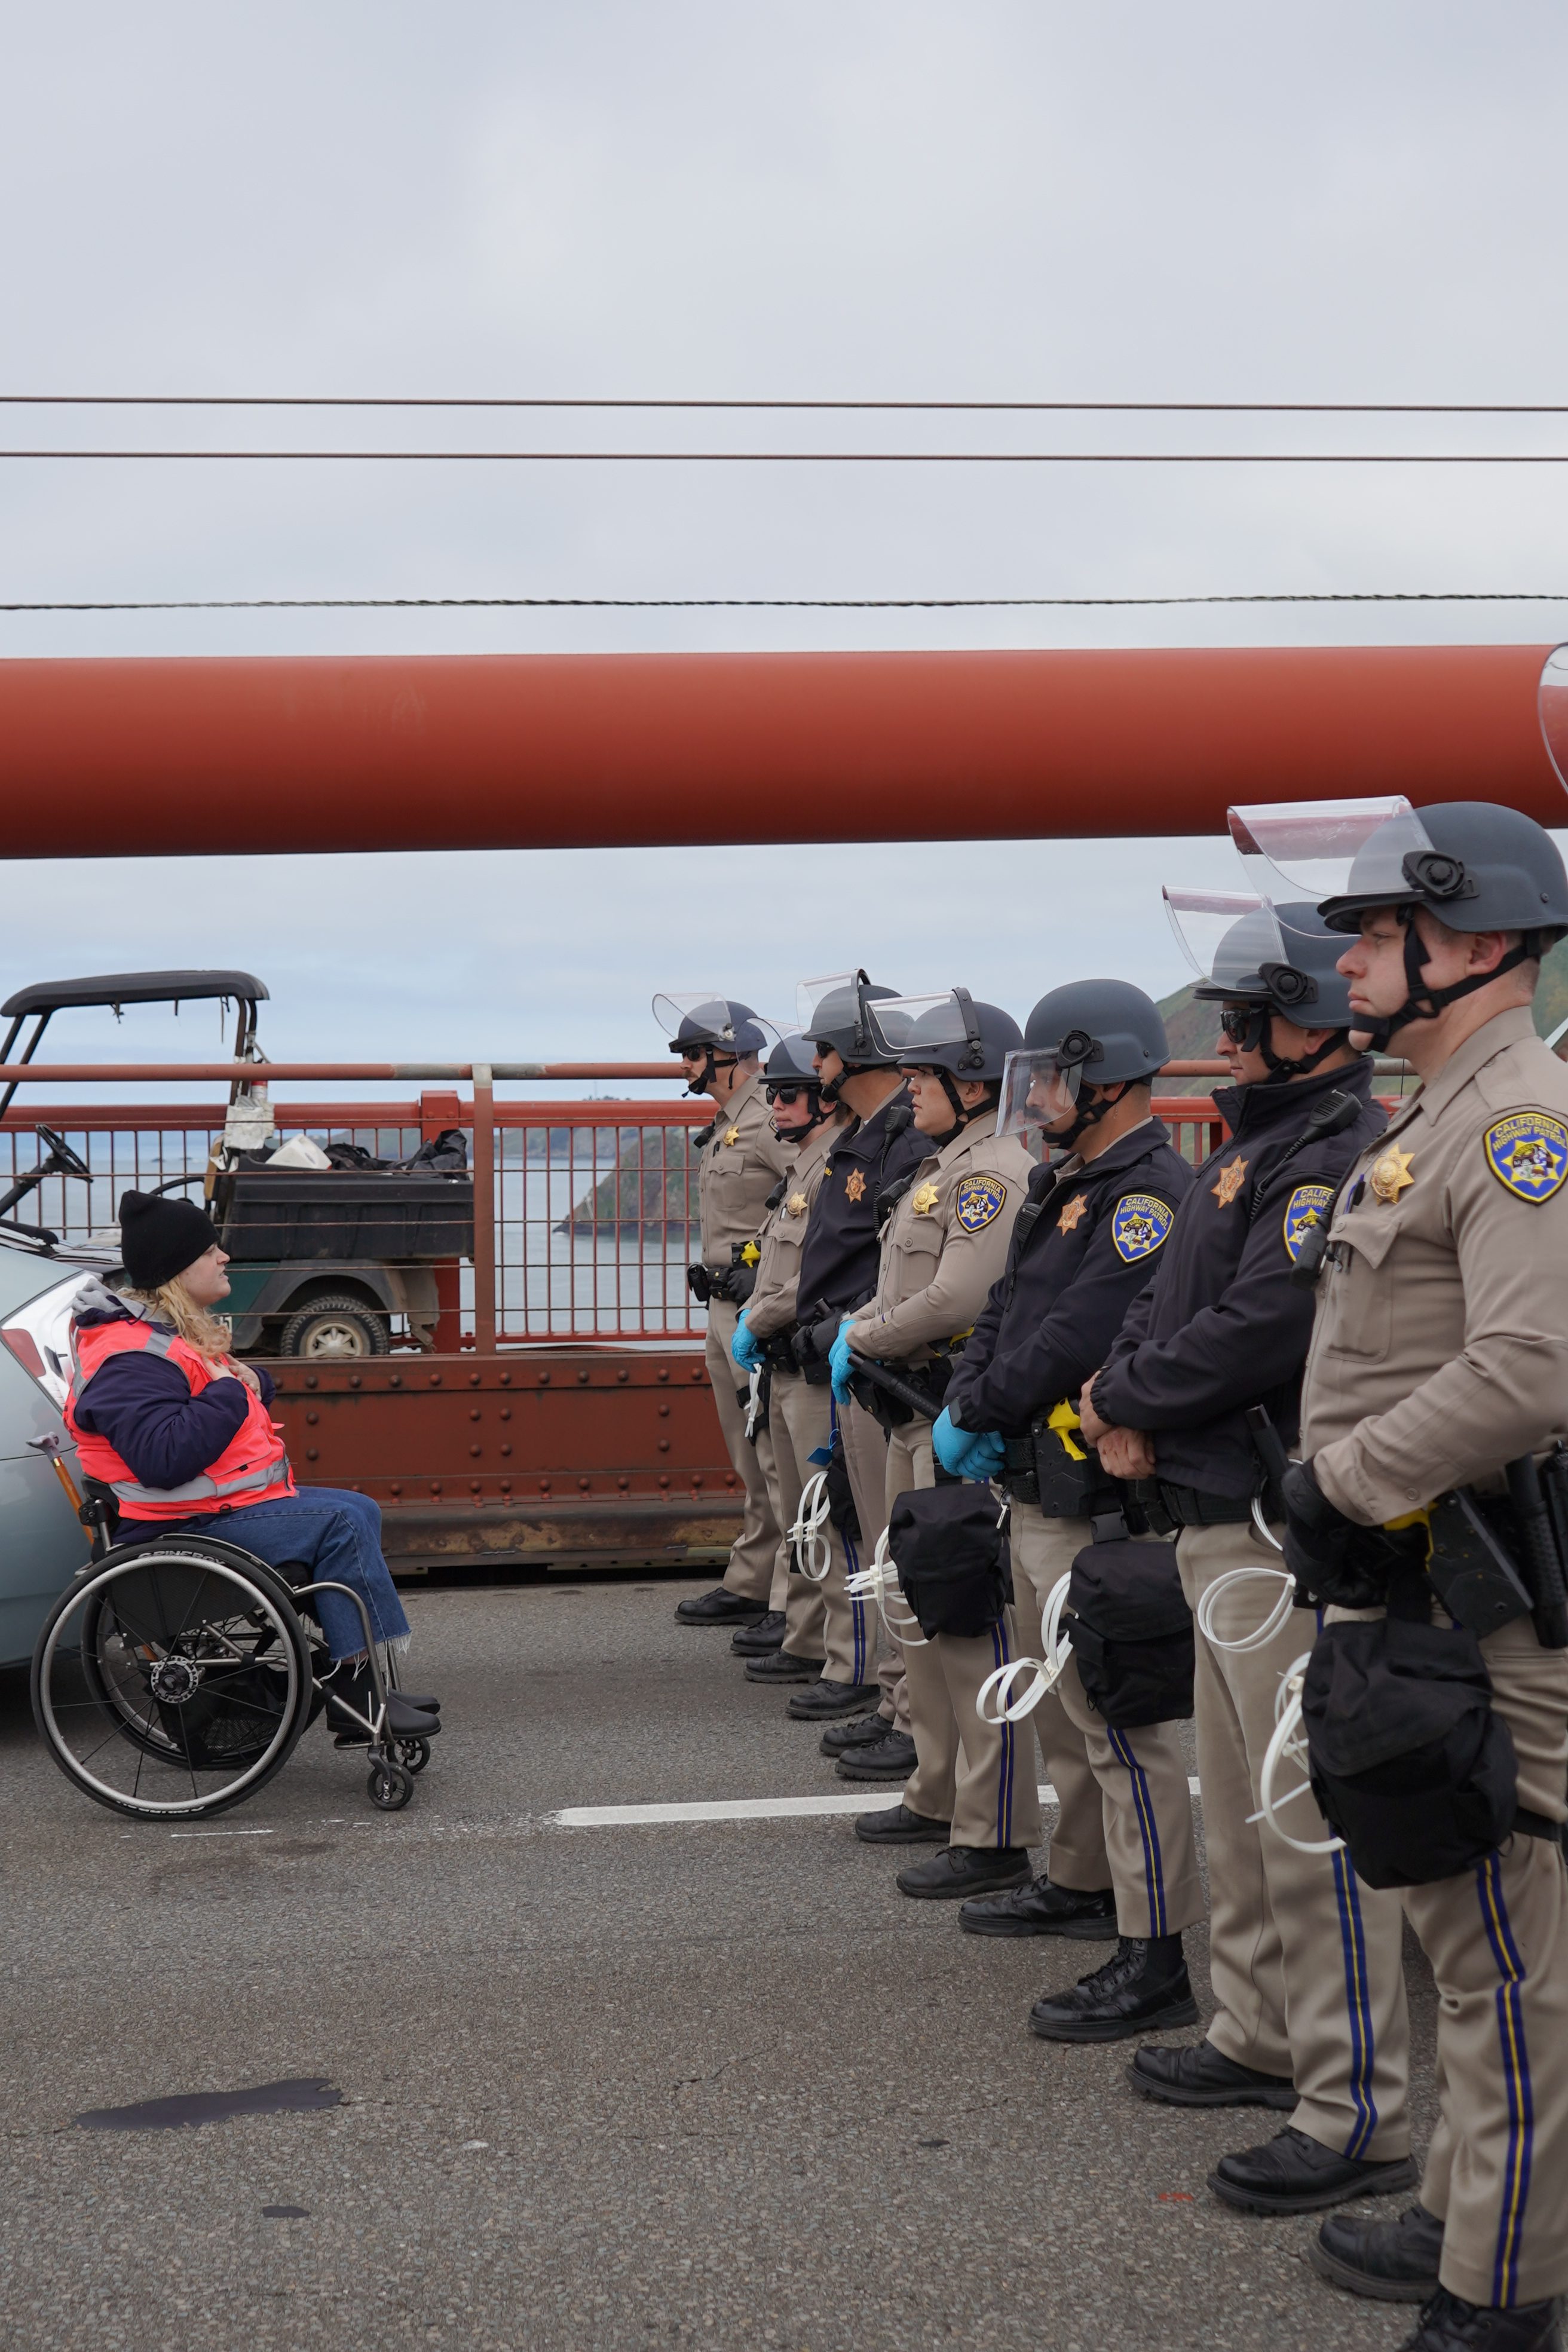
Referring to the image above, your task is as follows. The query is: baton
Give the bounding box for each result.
[1504,1454,1568,1652]
[847,1351,942,1423]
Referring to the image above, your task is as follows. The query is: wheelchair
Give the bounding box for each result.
[29,1454,432,1823]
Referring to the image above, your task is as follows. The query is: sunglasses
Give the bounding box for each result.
[767,1084,815,1105]
[1218,1004,1263,1045]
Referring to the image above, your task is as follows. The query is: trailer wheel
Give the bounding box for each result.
[277,1296,391,1359]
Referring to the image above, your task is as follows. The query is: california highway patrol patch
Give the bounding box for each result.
[954,1175,1006,1233]
[1483,1113,1568,1203]
[1282,1182,1334,1263]
[1111,1193,1174,1263]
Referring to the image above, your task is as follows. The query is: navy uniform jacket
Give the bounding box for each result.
[795,1088,929,1325]
[944,1119,1193,1439]
[1092,1058,1386,1499]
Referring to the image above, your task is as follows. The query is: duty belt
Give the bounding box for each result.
[1150,1480,1254,1531]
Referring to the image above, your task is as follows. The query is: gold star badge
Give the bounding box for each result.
[845,1168,867,1203]
[786,1190,808,1217]
[722,1125,741,1147]
[1211,1156,1248,1209]
[911,1181,941,1215]
[1056,1194,1088,1234]
[1371,1144,1415,1203]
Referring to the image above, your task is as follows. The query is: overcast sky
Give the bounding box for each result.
[2,4,1566,1082]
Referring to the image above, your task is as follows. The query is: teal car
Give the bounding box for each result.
[0,1240,112,1664]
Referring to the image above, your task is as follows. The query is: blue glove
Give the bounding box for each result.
[730,1310,763,1374]
[829,1315,858,1405]
[933,1407,1007,1483]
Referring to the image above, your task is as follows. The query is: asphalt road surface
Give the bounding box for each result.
[0,1572,1439,2352]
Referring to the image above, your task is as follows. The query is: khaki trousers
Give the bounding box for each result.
[889,1426,1043,1849]
[705,1298,780,1606]
[1392,1615,1568,2307]
[768,1367,888,1679]
[840,1397,908,1721]
[1011,1505,1202,1940]
[1180,1521,1410,2161]
[1003,1504,1111,1892]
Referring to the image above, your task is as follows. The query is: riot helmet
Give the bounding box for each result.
[1000,978,1168,1151]
[1229,798,1568,1050]
[796,969,903,1102]
[865,989,1022,1135]
[763,1031,833,1137]
[653,993,776,1097]
[1164,887,1358,1082]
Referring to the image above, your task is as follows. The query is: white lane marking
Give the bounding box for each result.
[551,1778,1200,1829]
[169,1827,274,1839]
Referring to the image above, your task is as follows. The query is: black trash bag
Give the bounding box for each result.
[1301,1612,1518,1889]
[322,1140,390,1171]
[889,1483,1010,1640]
[1068,1536,1193,1726]
[823,1437,862,1549]
[399,1128,470,1175]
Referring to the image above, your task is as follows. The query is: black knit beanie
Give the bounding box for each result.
[118,1190,222,1291]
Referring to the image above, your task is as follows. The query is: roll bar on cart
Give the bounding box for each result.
[0,970,268,1120]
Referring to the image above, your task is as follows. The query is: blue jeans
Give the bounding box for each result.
[188,1487,411,1661]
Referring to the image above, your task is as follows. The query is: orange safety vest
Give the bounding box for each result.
[65,1315,295,1522]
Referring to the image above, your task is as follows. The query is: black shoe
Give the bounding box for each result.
[787,1676,880,1721]
[1028,1936,1198,2045]
[820,1710,895,1758]
[1128,2040,1299,2111]
[960,1875,1119,1941]
[854,1802,951,1846]
[897,1845,1031,1900]
[327,1685,439,1747]
[675,1586,768,1627]
[1308,2205,1444,2304]
[1394,2289,1562,2351]
[744,1649,822,1684]
[1207,2124,1419,2216]
[731,1610,786,1655]
[835,1729,917,1782]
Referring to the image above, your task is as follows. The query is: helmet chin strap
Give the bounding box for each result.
[685,1048,738,1100]
[1240,1006,1346,1085]
[1048,1080,1129,1153]
[1357,912,1539,1055]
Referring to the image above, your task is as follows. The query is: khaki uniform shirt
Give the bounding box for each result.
[844,1108,1033,1364]
[1301,1006,1568,1524]
[745,1116,841,1341]
[695,1068,794,1272]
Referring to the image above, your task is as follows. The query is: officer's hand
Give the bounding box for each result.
[1076,1374,1112,1445]
[828,1316,858,1404]
[933,1407,1006,1482]
[1096,1425,1155,1480]
[1279,1458,1386,1607]
[730,1311,763,1374]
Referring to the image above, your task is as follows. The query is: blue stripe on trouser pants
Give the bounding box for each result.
[1107,1727,1168,1937]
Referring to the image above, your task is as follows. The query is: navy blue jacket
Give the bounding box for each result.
[796,1090,930,1325]
[72,1300,277,1493]
[1092,1059,1386,1498]
[945,1119,1193,1439]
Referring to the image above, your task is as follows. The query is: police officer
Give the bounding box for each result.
[729,1034,843,1683]
[1085,900,1416,2207]
[829,990,1043,1886]
[1256,800,1568,2351]
[787,971,929,1723]
[940,981,1204,2038]
[653,995,792,1630]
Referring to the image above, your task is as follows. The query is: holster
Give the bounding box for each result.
[850,1356,953,1435]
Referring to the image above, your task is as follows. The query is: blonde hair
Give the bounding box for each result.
[122,1278,235,1364]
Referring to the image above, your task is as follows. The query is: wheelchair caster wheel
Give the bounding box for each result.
[396,1737,431,1775]
[368,1760,414,1811]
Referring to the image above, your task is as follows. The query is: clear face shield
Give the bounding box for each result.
[795,970,865,1040]
[1227,797,1444,920]
[652,993,737,1056]
[1163,887,1293,988]
[997,1046,1088,1146]
[865,989,983,1070]
[1542,645,1568,797]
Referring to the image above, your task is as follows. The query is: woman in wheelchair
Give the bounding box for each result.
[63,1188,440,1754]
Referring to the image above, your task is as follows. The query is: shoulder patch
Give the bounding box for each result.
[1111,1193,1175,1263]
[954,1175,1006,1233]
[1483,1113,1568,1204]
[1282,1181,1334,1263]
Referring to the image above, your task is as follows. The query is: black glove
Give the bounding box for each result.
[1282,1458,1395,1610]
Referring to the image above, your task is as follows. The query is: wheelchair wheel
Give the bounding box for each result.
[31,1539,315,1821]
[368,1760,414,1810]
[394,1736,431,1775]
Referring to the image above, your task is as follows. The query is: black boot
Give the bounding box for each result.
[787,1676,881,1721]
[854,1802,950,1845]
[744,1649,822,1684]
[1128,2039,1298,2110]
[820,1710,895,1758]
[731,1610,786,1655]
[1207,2124,1419,2216]
[960,1875,1118,1941]
[675,1586,767,1627]
[834,1729,917,1782]
[897,1845,1031,1900]
[1394,2289,1563,2351]
[1028,1935,1198,2045]
[326,1664,439,1748]
[1308,2204,1444,2304]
